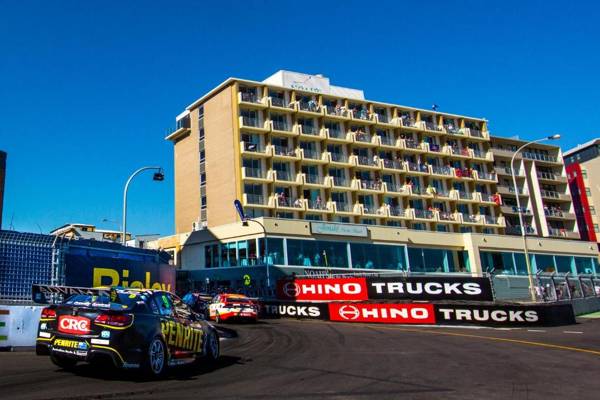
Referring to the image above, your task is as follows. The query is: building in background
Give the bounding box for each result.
[0,151,6,229]
[159,70,597,292]
[565,139,600,245]
[490,136,578,239]
[50,223,131,243]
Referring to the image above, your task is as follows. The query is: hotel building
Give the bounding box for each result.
[158,71,598,293]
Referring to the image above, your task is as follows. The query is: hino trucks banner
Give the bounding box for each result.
[276,276,494,302]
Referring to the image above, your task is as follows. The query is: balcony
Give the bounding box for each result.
[544,209,576,220]
[402,139,425,152]
[356,179,384,192]
[382,159,404,171]
[406,161,429,175]
[239,116,268,132]
[476,171,497,182]
[354,155,381,169]
[243,193,270,207]
[297,123,321,137]
[430,165,453,177]
[506,225,536,235]
[241,167,272,183]
[427,143,443,153]
[445,146,472,159]
[300,148,326,164]
[400,117,417,128]
[379,135,397,147]
[306,198,330,212]
[443,124,463,135]
[388,206,408,218]
[479,192,498,203]
[238,91,266,108]
[438,211,458,222]
[385,182,408,194]
[423,121,443,133]
[351,109,375,123]
[453,168,474,179]
[270,120,294,135]
[324,127,350,141]
[483,215,503,226]
[523,152,560,164]
[454,190,476,202]
[334,202,354,213]
[268,96,288,109]
[413,209,435,220]
[297,100,321,115]
[329,152,350,165]
[500,205,531,215]
[303,173,327,187]
[490,147,519,159]
[547,227,579,239]
[461,213,481,224]
[241,141,269,157]
[537,171,567,183]
[471,149,493,161]
[540,190,570,201]
[497,167,523,177]
[497,185,527,196]
[272,145,299,159]
[353,132,377,146]
[323,105,350,119]
[273,170,298,183]
[331,176,351,188]
[275,196,305,210]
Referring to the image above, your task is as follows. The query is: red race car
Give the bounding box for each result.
[208,294,258,323]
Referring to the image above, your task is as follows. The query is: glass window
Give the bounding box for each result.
[534,254,555,274]
[575,257,596,275]
[259,238,284,265]
[555,256,573,274]
[589,206,595,215]
[480,251,516,274]
[287,239,349,268]
[350,243,406,271]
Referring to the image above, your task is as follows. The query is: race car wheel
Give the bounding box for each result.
[50,353,77,370]
[144,337,167,378]
[205,331,220,362]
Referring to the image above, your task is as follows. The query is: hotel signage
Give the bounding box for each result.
[310,222,368,237]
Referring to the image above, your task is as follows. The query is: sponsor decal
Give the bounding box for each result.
[58,315,91,334]
[100,330,111,339]
[367,276,494,302]
[38,331,51,338]
[91,338,110,345]
[53,338,86,349]
[276,278,368,301]
[160,321,203,352]
[329,303,436,324]
[40,323,47,330]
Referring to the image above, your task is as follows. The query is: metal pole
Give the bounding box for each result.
[244,218,269,289]
[510,137,557,302]
[122,166,162,245]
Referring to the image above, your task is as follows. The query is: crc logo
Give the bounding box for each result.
[58,316,90,334]
[338,305,360,320]
[283,282,301,298]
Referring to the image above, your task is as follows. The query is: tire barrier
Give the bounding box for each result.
[260,300,576,327]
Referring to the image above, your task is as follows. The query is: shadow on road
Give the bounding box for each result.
[59,355,243,382]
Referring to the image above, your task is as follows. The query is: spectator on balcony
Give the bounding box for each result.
[426,184,437,196]
[492,192,502,205]
[373,154,380,165]
[293,198,303,208]
[308,99,318,112]
[335,103,342,115]
[315,196,322,208]
[359,105,368,120]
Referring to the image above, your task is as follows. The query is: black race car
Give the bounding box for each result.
[34,285,219,378]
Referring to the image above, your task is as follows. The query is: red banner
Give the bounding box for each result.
[276,278,368,301]
[329,303,436,324]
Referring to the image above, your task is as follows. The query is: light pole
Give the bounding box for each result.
[510,134,560,301]
[122,166,164,245]
[242,218,270,290]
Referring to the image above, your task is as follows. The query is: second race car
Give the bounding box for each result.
[208,293,258,323]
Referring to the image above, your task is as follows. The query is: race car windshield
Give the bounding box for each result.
[64,292,142,310]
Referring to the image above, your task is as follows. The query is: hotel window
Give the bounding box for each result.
[201,196,207,210]
[200,173,206,186]
[590,206,596,215]
[200,150,205,162]
[586,187,591,196]
[582,169,588,179]
[361,218,376,225]
[198,106,204,119]
[305,214,322,221]
[594,224,599,233]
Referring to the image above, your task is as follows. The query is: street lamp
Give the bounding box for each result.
[510,134,560,301]
[122,166,164,245]
[242,218,270,290]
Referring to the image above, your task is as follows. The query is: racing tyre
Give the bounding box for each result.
[205,331,220,362]
[50,354,77,370]
[143,337,167,378]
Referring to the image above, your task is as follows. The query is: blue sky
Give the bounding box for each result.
[1,0,599,236]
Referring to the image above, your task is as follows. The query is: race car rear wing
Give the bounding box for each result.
[32,284,112,304]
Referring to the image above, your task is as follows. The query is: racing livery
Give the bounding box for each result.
[34,285,219,378]
[208,294,258,323]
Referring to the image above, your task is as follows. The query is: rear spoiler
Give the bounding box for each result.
[32,284,113,304]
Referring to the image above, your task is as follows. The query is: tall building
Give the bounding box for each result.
[0,151,5,229]
[564,139,600,244]
[490,136,578,239]
[161,71,597,291]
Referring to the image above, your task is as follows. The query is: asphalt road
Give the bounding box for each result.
[2,318,600,400]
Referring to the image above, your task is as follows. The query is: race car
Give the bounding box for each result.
[34,285,219,378]
[208,294,258,323]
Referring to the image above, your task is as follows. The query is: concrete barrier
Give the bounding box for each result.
[0,305,44,349]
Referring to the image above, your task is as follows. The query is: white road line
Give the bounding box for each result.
[527,329,546,332]
[563,331,584,334]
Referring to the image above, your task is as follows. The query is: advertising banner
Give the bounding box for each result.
[276,276,493,302]
[329,303,436,324]
[261,301,329,320]
[434,303,576,327]
[276,278,369,301]
[367,276,494,302]
[64,254,175,293]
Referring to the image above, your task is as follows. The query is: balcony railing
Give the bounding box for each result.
[357,155,379,167]
[428,143,441,152]
[424,121,442,132]
[273,145,296,157]
[327,128,345,139]
[242,116,260,127]
[245,167,265,178]
[431,165,452,176]
[386,183,405,193]
[277,197,303,208]
[471,149,484,158]
[404,139,420,149]
[246,194,265,205]
[336,202,352,212]
[389,207,406,217]
[500,167,521,176]
[275,171,293,181]
[382,159,403,170]
[547,227,568,237]
[483,215,499,225]
[439,211,456,221]
[330,152,348,163]
[400,117,416,127]
[352,109,371,121]
[545,208,565,217]
[302,149,320,160]
[537,171,559,180]
[454,168,473,178]
[414,209,434,219]
[241,92,260,103]
[480,193,496,203]
[305,173,321,184]
[540,189,560,199]
[376,114,389,123]
[456,190,472,200]
[380,136,396,146]
[360,180,383,191]
[469,128,484,138]
[272,120,290,131]
[444,125,461,134]
[270,97,286,108]
[242,142,265,152]
[332,176,349,187]
[307,199,328,210]
[299,101,320,113]
[462,213,480,223]
[324,105,348,117]
[478,171,496,181]
[355,132,372,143]
[523,153,558,162]
[300,124,318,135]
[506,225,535,235]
